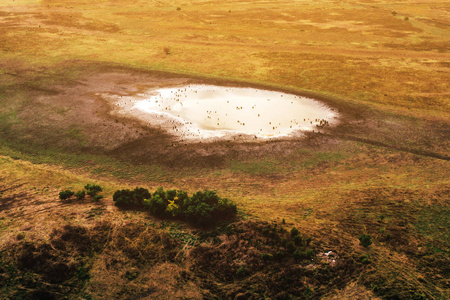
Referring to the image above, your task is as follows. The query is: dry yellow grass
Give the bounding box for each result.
[0,0,449,298]
[1,0,449,119]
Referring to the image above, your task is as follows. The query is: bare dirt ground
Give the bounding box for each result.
[5,64,448,170]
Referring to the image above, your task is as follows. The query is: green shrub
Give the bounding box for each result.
[292,249,302,260]
[166,189,177,200]
[184,202,214,227]
[359,254,371,264]
[133,187,151,203]
[113,187,151,207]
[182,190,236,227]
[113,189,134,207]
[144,195,167,216]
[290,227,299,237]
[293,249,314,260]
[285,241,296,253]
[59,190,74,200]
[305,237,312,246]
[93,195,103,202]
[75,190,85,200]
[359,234,372,248]
[84,184,102,197]
[175,190,189,202]
[188,190,219,206]
[124,270,139,281]
[153,187,167,201]
[304,249,314,259]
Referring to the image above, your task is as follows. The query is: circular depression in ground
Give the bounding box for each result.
[112,85,339,141]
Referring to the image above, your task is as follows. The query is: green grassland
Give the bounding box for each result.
[0,0,449,299]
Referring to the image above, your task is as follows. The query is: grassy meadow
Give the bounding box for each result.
[0,0,449,299]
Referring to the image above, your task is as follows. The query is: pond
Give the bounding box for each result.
[115,85,339,140]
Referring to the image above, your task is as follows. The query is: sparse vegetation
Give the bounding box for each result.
[60,184,103,202]
[293,235,303,246]
[290,226,300,237]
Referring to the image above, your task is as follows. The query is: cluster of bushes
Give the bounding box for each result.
[113,187,237,227]
[258,224,315,262]
[59,184,103,202]
[112,187,151,208]
[288,227,314,260]
[359,234,372,248]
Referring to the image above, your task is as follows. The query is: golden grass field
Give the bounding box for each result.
[0,0,449,299]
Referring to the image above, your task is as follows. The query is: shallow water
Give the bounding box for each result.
[132,85,338,139]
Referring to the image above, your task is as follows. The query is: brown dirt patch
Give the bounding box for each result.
[4,63,447,172]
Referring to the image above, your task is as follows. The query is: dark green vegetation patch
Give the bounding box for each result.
[114,187,237,227]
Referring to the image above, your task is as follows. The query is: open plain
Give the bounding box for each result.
[0,0,449,299]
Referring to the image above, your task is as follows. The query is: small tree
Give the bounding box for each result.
[84,184,102,197]
[290,227,299,238]
[113,189,133,207]
[359,234,372,248]
[59,190,74,200]
[75,190,86,200]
